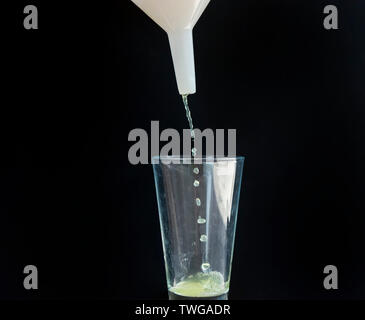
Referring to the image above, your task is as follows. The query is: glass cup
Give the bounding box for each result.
[152,156,244,300]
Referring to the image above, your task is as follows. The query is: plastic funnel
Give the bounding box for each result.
[131,0,211,95]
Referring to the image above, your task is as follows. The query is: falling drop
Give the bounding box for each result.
[193,167,199,174]
[192,148,197,157]
[201,263,211,272]
[193,180,200,187]
[196,198,201,206]
[197,217,206,224]
[200,234,207,242]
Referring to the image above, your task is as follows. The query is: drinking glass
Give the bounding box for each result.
[152,156,244,300]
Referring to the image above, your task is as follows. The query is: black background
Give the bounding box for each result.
[1,0,364,300]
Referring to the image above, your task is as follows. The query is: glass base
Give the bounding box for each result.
[168,291,228,300]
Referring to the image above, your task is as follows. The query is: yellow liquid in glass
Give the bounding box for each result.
[169,271,228,298]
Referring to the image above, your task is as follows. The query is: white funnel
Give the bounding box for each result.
[131,0,211,95]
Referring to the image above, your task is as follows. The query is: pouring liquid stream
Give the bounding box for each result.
[182,94,208,271]
[182,94,197,156]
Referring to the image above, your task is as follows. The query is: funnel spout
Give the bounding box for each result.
[168,29,196,95]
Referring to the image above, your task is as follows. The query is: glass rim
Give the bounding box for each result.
[152,155,245,162]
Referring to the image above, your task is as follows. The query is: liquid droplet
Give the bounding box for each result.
[193,168,199,174]
[197,217,206,224]
[200,234,207,242]
[192,148,197,157]
[196,198,201,206]
[193,180,200,187]
[201,263,211,272]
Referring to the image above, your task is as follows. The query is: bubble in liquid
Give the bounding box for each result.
[192,148,197,157]
[193,168,199,174]
[201,263,211,272]
[200,234,207,242]
[196,198,201,206]
[193,180,200,187]
[197,217,206,224]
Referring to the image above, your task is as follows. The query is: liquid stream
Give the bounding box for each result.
[182,95,209,274]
